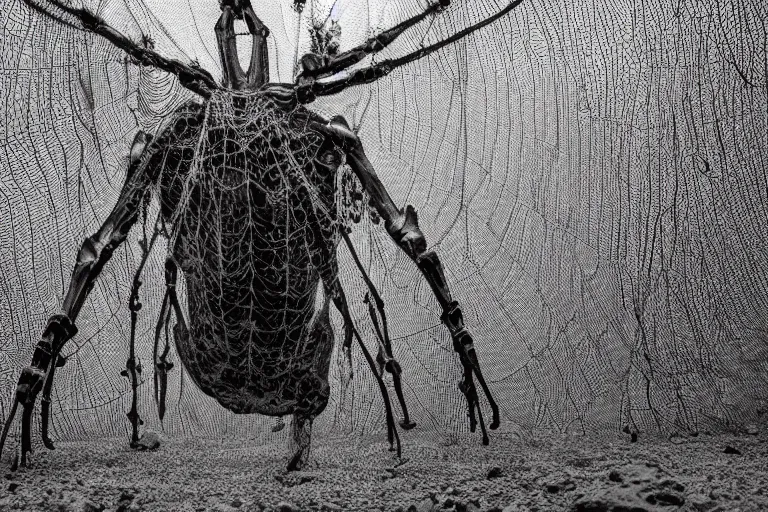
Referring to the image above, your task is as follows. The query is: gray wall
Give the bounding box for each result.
[1,0,766,447]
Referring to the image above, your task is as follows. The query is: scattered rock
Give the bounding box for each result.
[210,504,238,512]
[381,468,398,480]
[452,500,479,512]
[723,446,741,455]
[66,498,104,512]
[745,424,759,435]
[407,498,436,512]
[7,482,18,492]
[230,498,243,508]
[276,501,299,512]
[544,477,577,494]
[645,489,685,506]
[687,493,716,511]
[82,500,104,512]
[572,487,653,511]
[487,466,503,479]
[133,431,160,451]
[76,478,85,486]
[573,463,685,512]
[119,491,135,502]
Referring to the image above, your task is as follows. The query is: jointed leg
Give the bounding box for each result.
[241,4,270,87]
[298,190,403,457]
[21,0,217,97]
[297,0,525,101]
[287,414,313,471]
[122,216,161,446]
[152,259,178,423]
[39,350,65,449]
[0,133,158,466]
[315,117,500,443]
[297,0,449,81]
[342,232,416,430]
[327,281,403,457]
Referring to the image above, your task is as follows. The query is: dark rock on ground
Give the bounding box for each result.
[132,431,161,451]
[1,431,767,511]
[571,463,686,512]
[487,466,503,479]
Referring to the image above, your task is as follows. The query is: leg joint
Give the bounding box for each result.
[42,314,78,344]
[386,205,427,259]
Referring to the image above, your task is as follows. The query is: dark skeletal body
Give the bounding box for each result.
[1,0,510,470]
[156,94,339,418]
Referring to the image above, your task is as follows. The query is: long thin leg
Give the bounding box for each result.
[285,302,329,472]
[287,415,313,471]
[297,188,402,457]
[342,232,416,430]
[152,277,173,423]
[21,0,217,97]
[0,133,161,466]
[122,216,161,446]
[297,0,448,81]
[314,117,500,443]
[296,0,525,101]
[163,258,189,411]
[328,282,402,457]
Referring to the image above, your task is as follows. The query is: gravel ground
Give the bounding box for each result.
[0,429,766,511]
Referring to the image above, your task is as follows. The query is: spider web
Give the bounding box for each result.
[1,0,768,456]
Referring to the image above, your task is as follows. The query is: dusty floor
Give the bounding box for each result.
[0,429,766,511]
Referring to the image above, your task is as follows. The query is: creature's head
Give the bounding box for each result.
[217,0,271,90]
[217,0,341,91]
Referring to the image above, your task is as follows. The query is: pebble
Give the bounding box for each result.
[408,497,435,512]
[65,498,104,512]
[688,493,717,511]
[210,504,238,512]
[133,431,161,451]
[119,490,135,501]
[487,466,503,479]
[745,425,759,435]
[276,501,298,512]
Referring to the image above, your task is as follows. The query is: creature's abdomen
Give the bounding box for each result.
[155,92,339,415]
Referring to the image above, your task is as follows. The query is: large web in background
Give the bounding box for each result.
[1,0,768,453]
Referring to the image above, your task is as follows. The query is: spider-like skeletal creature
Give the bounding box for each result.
[1,0,522,471]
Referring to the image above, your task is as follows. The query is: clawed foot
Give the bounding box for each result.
[1,315,76,468]
[0,367,45,468]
